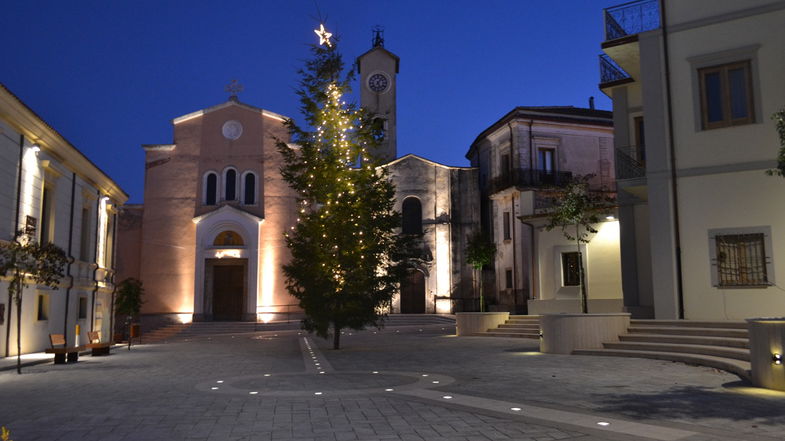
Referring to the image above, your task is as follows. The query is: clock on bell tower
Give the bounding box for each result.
[357,27,399,163]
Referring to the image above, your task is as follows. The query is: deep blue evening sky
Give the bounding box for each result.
[2,1,613,203]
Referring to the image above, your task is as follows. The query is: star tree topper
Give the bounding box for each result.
[314,24,332,47]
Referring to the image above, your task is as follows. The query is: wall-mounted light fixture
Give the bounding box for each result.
[774,353,782,365]
[30,144,41,154]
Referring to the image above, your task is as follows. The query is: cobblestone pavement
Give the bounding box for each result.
[2,326,785,441]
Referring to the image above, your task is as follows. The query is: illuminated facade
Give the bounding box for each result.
[0,84,127,356]
[467,107,621,313]
[601,0,785,319]
[117,97,298,327]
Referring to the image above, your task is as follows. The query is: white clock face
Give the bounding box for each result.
[367,73,390,93]
[222,120,243,140]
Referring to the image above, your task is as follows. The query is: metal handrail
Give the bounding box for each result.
[599,54,631,85]
[604,0,660,41]
[615,145,646,179]
[490,168,573,194]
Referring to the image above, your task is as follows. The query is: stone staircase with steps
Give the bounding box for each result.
[573,319,751,381]
[137,323,191,344]
[476,315,541,339]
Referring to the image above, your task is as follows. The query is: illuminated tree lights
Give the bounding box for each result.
[277,25,418,349]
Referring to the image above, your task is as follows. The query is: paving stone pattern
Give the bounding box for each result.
[2,326,784,441]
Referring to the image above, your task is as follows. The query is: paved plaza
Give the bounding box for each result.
[2,324,785,441]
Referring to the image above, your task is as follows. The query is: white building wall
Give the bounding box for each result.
[0,86,126,356]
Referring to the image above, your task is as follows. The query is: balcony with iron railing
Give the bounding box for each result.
[603,0,660,43]
[599,54,633,88]
[489,168,573,195]
[615,145,646,180]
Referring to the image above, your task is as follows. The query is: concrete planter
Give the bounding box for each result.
[747,318,785,391]
[540,313,630,354]
[456,312,509,336]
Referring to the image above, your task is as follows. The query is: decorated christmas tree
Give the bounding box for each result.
[277,25,416,349]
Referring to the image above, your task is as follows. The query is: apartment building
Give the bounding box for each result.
[601,0,785,319]
[0,84,127,355]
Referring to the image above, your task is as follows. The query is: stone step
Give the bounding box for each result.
[484,327,536,334]
[627,326,747,338]
[506,319,540,324]
[498,323,540,330]
[603,341,750,362]
[478,330,540,339]
[573,348,751,381]
[631,319,747,330]
[620,333,749,349]
[510,315,541,319]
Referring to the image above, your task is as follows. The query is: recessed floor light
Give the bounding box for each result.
[432,381,439,384]
[385,388,394,392]
[422,374,429,377]
[319,371,325,374]
[597,422,610,427]
[264,374,271,377]
[216,381,223,383]
[510,407,521,412]
[372,371,379,374]
[211,387,219,390]
[249,391,258,395]
[314,392,323,395]
[442,395,452,399]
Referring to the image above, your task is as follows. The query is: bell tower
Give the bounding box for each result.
[357,27,399,163]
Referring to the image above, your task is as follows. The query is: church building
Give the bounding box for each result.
[117,33,480,327]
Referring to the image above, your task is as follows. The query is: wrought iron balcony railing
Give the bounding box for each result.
[490,168,573,194]
[615,145,646,180]
[599,54,632,85]
[604,0,660,41]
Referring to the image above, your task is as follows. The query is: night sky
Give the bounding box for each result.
[2,0,613,203]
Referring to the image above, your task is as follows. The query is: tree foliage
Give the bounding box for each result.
[277,31,417,349]
[0,232,67,373]
[766,107,785,177]
[465,231,496,311]
[115,278,144,319]
[543,175,614,313]
[466,231,496,270]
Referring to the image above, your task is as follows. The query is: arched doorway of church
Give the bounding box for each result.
[207,231,247,321]
[400,270,426,314]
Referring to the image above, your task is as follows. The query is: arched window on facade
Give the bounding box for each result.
[224,168,237,201]
[243,172,256,205]
[213,231,244,247]
[401,197,422,235]
[205,172,218,205]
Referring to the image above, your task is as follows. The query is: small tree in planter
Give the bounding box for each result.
[466,231,496,312]
[0,232,67,374]
[543,175,614,314]
[115,278,144,348]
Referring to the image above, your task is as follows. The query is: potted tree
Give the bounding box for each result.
[115,278,144,349]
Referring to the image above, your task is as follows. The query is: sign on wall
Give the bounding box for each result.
[24,215,37,235]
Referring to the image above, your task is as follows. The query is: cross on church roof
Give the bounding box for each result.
[225,79,244,101]
[372,26,384,48]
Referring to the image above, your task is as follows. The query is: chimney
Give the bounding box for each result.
[589,96,595,110]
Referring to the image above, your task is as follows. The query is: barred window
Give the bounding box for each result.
[715,233,767,287]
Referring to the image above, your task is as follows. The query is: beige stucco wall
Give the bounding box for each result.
[667,6,785,170]
[679,171,785,320]
[535,220,622,304]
